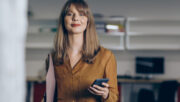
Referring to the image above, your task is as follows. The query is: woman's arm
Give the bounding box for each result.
[88,52,119,102]
[103,52,119,102]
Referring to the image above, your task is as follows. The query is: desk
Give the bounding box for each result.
[118,78,180,84]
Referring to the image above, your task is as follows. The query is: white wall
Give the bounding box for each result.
[0,0,27,102]
[27,0,180,79]
[114,50,180,79]
[29,0,180,19]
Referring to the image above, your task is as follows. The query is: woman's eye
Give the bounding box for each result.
[66,13,73,16]
[79,13,85,16]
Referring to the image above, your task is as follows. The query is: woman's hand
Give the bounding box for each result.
[88,82,109,100]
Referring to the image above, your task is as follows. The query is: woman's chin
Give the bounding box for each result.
[70,30,85,35]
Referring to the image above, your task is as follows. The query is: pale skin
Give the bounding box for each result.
[64,4,109,100]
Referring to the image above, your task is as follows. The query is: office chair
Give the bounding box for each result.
[137,88,155,102]
[137,80,179,102]
[157,80,179,102]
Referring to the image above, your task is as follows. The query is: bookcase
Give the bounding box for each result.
[26,17,180,79]
[27,17,126,50]
[126,17,180,50]
[95,17,126,50]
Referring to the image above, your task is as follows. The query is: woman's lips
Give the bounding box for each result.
[71,24,81,27]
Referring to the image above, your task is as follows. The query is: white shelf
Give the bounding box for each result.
[127,46,180,50]
[27,32,56,35]
[27,17,180,51]
[95,17,126,51]
[98,32,125,36]
[27,18,126,51]
[128,17,180,21]
[126,35,180,50]
[128,32,180,36]
[26,32,55,49]
[28,19,58,26]
[102,45,124,50]
[126,17,180,50]
[127,17,180,34]
[98,32,124,51]
[26,43,53,49]
[95,17,125,22]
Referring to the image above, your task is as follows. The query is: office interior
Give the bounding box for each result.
[25,0,180,102]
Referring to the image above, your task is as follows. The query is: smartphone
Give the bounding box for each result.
[91,78,109,87]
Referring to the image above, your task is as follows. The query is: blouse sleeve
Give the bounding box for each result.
[103,52,119,102]
[46,54,56,102]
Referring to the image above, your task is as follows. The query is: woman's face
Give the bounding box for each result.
[64,4,88,35]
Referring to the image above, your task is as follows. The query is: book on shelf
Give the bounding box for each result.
[105,24,125,33]
[95,21,106,34]
[39,27,57,33]
[95,23,125,35]
[28,26,57,34]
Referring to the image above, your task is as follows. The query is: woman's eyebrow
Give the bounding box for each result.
[67,10,72,12]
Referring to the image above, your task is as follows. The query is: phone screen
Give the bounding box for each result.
[91,78,109,87]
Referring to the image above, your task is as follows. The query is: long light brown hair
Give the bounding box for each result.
[53,0,100,65]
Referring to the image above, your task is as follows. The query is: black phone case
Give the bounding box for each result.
[92,78,109,87]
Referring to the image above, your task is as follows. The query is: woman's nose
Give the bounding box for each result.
[73,14,79,21]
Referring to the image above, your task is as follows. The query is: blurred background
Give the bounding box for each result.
[24,0,180,102]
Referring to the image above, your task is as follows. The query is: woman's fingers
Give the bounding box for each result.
[93,85,105,91]
[102,82,109,88]
[88,83,110,99]
[88,83,109,94]
[88,86,104,95]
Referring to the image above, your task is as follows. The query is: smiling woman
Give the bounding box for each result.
[64,4,88,35]
[54,0,99,65]
[45,0,119,102]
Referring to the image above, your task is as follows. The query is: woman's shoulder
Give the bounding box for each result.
[98,46,114,59]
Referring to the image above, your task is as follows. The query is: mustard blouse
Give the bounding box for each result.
[54,47,119,102]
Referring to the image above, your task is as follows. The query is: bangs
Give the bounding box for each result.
[65,2,89,16]
[74,3,88,16]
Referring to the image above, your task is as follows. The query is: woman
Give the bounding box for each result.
[46,0,119,102]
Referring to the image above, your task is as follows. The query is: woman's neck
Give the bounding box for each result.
[68,33,83,54]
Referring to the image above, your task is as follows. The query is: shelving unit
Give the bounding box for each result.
[26,18,126,78]
[26,22,56,77]
[26,32,55,50]
[27,17,126,50]
[26,17,180,79]
[95,17,126,50]
[126,17,180,50]
[98,32,125,50]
